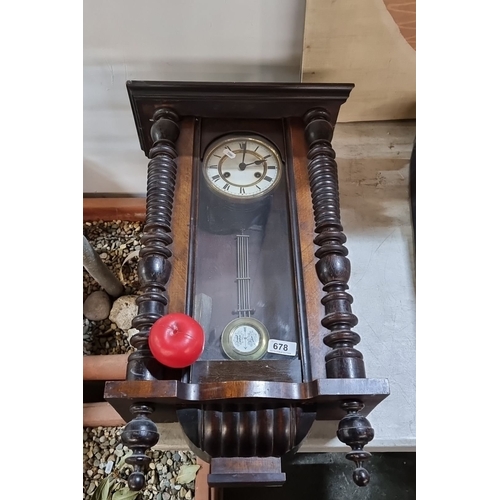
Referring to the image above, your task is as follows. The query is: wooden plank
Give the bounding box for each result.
[383,0,416,50]
[168,118,195,315]
[83,354,128,381]
[83,402,126,427]
[194,458,211,500]
[83,197,146,221]
[289,118,327,381]
[302,0,415,122]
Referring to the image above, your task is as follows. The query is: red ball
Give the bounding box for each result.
[149,313,205,368]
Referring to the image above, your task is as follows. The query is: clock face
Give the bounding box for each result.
[203,136,282,199]
[221,317,269,360]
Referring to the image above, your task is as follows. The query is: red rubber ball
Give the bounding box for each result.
[149,313,205,368]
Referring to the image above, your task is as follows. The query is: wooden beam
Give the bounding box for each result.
[83,402,126,427]
[83,198,146,222]
[83,354,128,381]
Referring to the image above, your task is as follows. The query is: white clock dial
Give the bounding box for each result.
[203,136,282,199]
[232,325,260,353]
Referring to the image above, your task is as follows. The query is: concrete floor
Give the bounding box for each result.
[223,452,416,500]
[302,120,416,452]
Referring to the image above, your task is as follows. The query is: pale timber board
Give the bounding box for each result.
[302,0,416,122]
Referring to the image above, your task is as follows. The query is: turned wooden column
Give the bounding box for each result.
[304,108,375,486]
[121,108,180,491]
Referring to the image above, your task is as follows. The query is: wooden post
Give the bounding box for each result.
[304,108,374,486]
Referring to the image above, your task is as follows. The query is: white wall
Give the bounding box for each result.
[83,0,306,194]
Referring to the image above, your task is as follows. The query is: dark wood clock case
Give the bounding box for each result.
[104,81,390,491]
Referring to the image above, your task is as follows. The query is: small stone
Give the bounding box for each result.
[174,484,181,491]
[173,453,180,462]
[83,291,111,321]
[109,295,138,330]
[87,482,96,495]
[116,443,123,450]
[167,459,173,466]
[185,490,192,500]
[115,449,124,457]
[83,431,88,441]
[149,462,156,470]
[127,328,139,341]
[162,494,170,500]
[180,487,186,498]
[161,456,167,465]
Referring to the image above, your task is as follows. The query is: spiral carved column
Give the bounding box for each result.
[122,108,180,491]
[304,108,374,486]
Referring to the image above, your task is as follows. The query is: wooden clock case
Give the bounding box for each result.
[104,81,390,491]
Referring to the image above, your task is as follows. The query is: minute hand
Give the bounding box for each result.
[243,156,270,167]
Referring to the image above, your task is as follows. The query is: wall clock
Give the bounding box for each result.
[104,81,390,492]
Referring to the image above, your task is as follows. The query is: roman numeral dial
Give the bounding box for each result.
[203,136,282,199]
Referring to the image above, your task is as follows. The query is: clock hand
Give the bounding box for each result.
[242,155,271,168]
[239,143,247,171]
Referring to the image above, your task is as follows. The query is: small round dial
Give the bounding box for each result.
[232,325,260,353]
[203,136,282,199]
[221,317,269,360]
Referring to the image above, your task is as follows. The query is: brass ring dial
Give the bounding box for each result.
[221,317,269,360]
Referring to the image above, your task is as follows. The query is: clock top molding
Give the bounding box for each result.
[126,81,354,156]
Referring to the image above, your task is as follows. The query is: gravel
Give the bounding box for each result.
[83,426,197,500]
[83,220,143,355]
[83,220,198,499]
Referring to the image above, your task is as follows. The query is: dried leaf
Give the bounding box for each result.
[111,487,140,500]
[118,250,140,282]
[91,476,115,500]
[116,449,133,470]
[176,464,201,484]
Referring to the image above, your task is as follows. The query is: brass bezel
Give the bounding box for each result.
[221,317,270,361]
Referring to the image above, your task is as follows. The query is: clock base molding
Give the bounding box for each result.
[105,377,389,422]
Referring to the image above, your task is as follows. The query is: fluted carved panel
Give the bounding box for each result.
[178,405,315,461]
[203,406,296,457]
